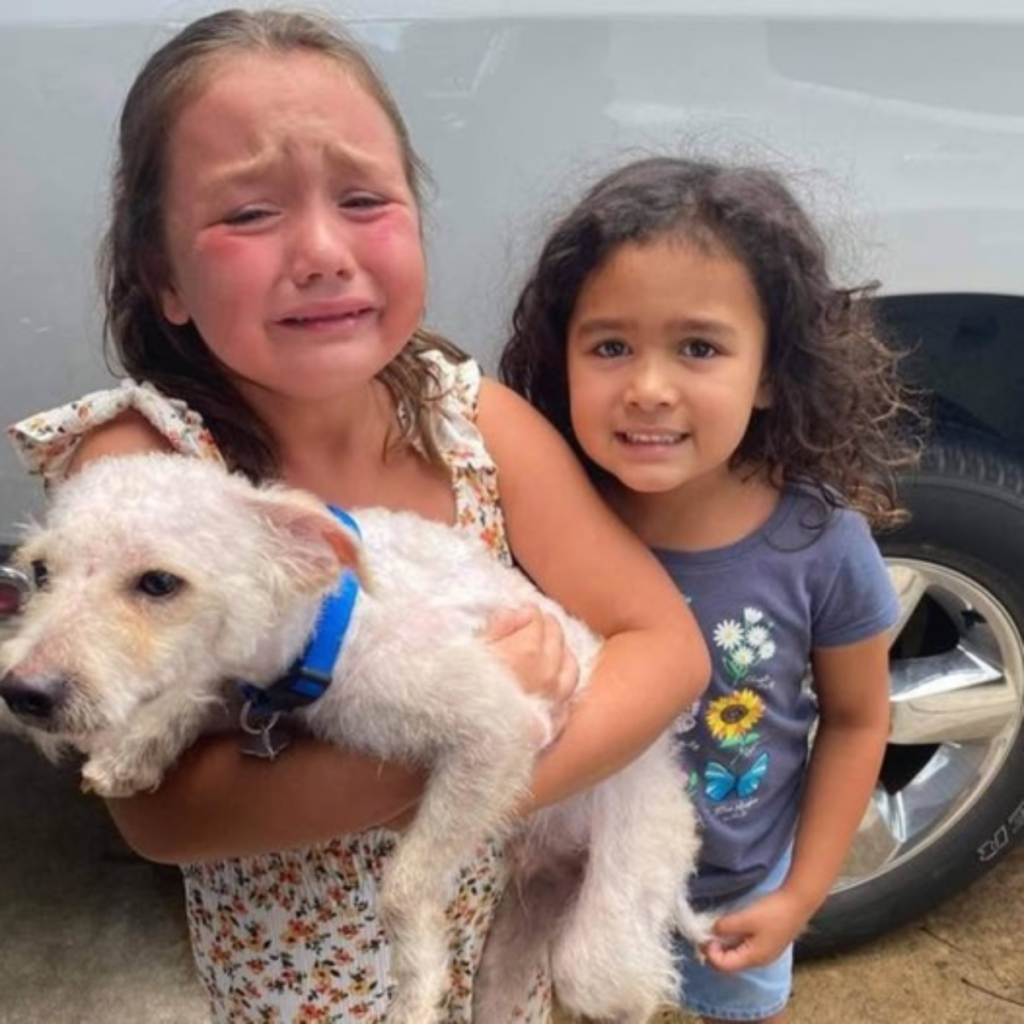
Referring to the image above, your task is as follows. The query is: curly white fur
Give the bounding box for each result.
[0,454,710,1024]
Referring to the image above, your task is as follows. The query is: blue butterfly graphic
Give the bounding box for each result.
[704,752,769,802]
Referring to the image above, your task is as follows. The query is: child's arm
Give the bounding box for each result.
[107,607,575,862]
[106,733,426,862]
[476,381,711,809]
[705,632,891,971]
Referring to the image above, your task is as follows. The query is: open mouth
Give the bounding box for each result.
[278,307,374,329]
[615,431,688,446]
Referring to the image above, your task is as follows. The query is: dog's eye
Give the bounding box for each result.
[135,570,183,599]
[31,560,49,590]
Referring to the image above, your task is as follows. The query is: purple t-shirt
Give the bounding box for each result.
[653,486,899,903]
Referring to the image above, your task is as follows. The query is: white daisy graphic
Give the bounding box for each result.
[714,620,744,651]
[718,607,777,681]
[732,647,755,668]
[747,625,770,648]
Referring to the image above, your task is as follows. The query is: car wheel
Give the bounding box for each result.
[800,435,1024,954]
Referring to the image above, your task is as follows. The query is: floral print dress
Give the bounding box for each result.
[7,353,550,1024]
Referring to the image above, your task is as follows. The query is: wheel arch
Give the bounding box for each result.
[877,292,1024,456]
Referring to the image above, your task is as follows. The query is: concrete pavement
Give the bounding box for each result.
[3,732,1023,1024]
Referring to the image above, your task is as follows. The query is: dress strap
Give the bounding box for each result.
[7,378,223,483]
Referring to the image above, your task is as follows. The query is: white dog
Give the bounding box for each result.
[0,453,709,1024]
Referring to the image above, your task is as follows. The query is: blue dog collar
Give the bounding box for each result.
[237,505,361,719]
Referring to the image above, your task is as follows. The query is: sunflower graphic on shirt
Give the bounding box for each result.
[706,688,765,748]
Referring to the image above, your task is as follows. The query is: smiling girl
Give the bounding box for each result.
[502,155,922,1023]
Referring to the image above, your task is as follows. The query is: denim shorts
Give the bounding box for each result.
[674,847,794,1021]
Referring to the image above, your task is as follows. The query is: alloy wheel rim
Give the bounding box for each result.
[834,557,1024,892]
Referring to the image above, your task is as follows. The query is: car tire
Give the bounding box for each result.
[800,435,1024,954]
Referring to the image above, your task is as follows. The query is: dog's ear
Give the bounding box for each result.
[320,520,371,592]
[239,488,370,596]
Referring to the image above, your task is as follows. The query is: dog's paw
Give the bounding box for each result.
[81,760,138,797]
[81,751,164,798]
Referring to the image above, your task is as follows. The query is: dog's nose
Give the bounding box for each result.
[0,672,66,720]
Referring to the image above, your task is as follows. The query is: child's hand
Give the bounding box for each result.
[483,605,580,741]
[703,889,811,972]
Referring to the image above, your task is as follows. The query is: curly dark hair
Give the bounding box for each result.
[500,156,923,528]
[101,8,466,482]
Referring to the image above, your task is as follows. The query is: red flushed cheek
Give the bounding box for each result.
[365,210,423,256]
[186,232,277,294]
[167,232,270,341]
[194,229,258,261]
[365,223,426,298]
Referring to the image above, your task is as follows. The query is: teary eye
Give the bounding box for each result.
[135,570,184,599]
[31,560,49,589]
